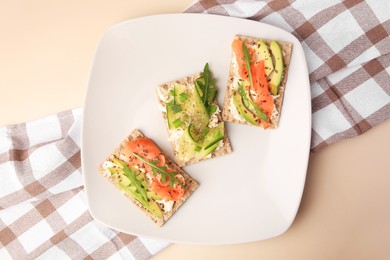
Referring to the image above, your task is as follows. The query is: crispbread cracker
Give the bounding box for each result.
[156,73,232,167]
[222,35,293,129]
[98,129,199,227]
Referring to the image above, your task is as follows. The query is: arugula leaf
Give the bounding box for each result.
[130,152,185,189]
[196,63,217,115]
[242,42,253,88]
[202,63,211,105]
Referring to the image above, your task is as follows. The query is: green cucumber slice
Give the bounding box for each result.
[181,84,210,131]
[203,123,224,150]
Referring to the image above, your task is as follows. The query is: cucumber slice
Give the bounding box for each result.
[187,123,224,153]
[166,104,187,129]
[177,128,199,161]
[201,141,220,157]
[181,84,209,131]
[173,72,223,161]
[203,123,224,150]
[188,124,201,143]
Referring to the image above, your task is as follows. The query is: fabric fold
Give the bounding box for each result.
[0,109,169,260]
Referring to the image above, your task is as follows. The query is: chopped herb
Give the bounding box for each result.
[194,146,202,152]
[172,118,182,128]
[167,86,183,114]
[167,99,182,114]
[170,104,182,113]
[179,92,189,102]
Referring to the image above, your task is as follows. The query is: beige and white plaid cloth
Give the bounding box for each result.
[186,0,390,151]
[0,109,169,259]
[1,0,389,259]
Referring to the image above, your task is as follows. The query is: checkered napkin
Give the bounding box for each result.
[1,1,390,259]
[186,0,390,151]
[0,109,169,259]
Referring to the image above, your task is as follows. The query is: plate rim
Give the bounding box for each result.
[81,13,312,245]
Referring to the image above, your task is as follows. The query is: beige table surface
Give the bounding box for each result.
[1,1,389,259]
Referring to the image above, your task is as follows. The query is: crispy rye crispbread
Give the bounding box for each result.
[156,73,232,167]
[222,35,293,129]
[98,129,199,227]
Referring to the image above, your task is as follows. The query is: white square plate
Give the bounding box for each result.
[82,14,311,245]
